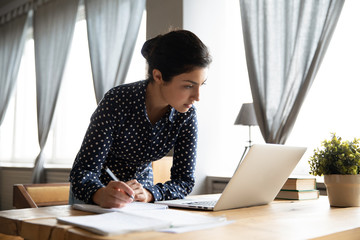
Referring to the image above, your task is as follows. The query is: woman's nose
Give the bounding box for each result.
[192,87,200,102]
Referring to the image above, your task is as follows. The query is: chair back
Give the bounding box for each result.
[152,156,172,183]
[13,183,70,209]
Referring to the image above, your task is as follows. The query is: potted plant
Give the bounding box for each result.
[308,133,360,207]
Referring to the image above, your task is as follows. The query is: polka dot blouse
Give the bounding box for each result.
[69,80,198,203]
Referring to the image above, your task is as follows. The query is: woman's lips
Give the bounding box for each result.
[184,103,192,108]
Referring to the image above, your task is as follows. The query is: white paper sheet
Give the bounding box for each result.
[72,202,168,214]
[58,212,171,236]
[59,203,231,236]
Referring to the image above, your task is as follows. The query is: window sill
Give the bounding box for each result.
[0,162,71,170]
[0,162,33,168]
[44,163,72,170]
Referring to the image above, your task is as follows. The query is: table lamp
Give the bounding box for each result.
[234,103,258,161]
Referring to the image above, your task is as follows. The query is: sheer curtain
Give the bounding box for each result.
[239,0,344,144]
[32,0,79,183]
[85,0,146,103]
[0,12,30,126]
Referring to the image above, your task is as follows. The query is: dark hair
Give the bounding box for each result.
[141,30,212,82]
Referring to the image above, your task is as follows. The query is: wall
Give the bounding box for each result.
[146,0,183,39]
[0,167,70,210]
[183,0,230,194]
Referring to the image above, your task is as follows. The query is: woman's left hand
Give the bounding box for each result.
[126,179,154,203]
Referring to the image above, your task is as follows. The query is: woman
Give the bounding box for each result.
[69,29,212,208]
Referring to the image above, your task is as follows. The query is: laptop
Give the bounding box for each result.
[155,144,306,211]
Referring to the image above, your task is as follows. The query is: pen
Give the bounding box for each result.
[105,166,134,200]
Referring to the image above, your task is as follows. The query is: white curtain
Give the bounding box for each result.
[0,12,30,126]
[85,0,146,103]
[32,0,79,183]
[240,0,345,144]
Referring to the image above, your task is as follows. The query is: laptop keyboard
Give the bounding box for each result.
[185,200,217,207]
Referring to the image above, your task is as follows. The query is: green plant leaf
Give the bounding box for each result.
[308,133,360,176]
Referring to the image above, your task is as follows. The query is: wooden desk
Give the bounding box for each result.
[1,196,360,240]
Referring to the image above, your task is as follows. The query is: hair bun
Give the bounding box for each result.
[141,30,211,82]
[141,35,161,60]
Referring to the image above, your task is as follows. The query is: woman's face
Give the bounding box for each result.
[158,68,208,113]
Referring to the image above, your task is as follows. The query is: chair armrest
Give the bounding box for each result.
[13,184,37,208]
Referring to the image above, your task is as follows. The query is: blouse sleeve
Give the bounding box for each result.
[144,112,198,201]
[69,91,118,203]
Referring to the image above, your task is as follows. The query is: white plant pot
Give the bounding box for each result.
[324,174,360,207]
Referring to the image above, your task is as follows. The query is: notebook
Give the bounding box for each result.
[155,144,306,211]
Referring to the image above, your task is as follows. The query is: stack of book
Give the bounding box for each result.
[276,176,319,200]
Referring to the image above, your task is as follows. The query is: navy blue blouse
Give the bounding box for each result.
[69,80,198,203]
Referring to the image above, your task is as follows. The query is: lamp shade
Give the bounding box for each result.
[234,103,258,126]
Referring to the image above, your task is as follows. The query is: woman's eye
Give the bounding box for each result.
[184,85,193,89]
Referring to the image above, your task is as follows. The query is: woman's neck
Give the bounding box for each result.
[145,82,169,125]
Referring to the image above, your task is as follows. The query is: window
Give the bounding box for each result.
[43,19,96,165]
[287,0,360,175]
[0,9,146,167]
[0,38,38,164]
[45,13,146,166]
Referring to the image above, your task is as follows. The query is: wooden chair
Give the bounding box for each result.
[0,233,24,240]
[13,183,70,209]
[11,157,172,209]
[152,156,172,183]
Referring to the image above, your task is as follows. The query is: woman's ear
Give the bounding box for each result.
[152,69,163,84]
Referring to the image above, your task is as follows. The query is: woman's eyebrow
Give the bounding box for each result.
[182,79,207,85]
[183,80,198,85]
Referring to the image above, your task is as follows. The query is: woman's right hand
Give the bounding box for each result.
[92,181,135,208]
